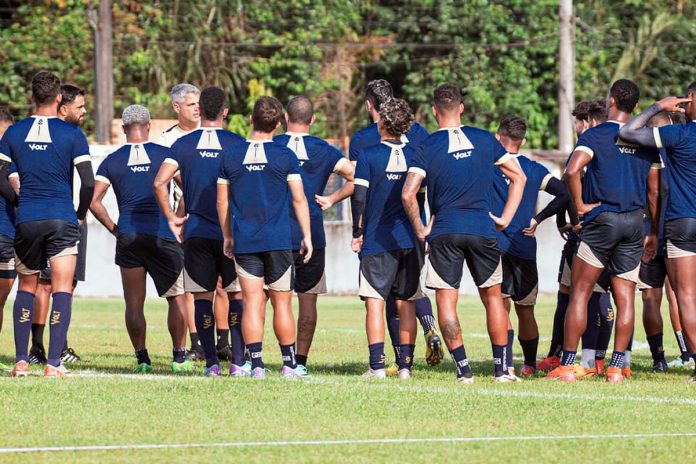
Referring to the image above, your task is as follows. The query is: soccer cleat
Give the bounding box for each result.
[216,345,232,362]
[171,360,195,373]
[10,360,29,377]
[44,364,71,378]
[250,367,266,379]
[605,366,624,383]
[537,356,560,372]
[185,345,205,362]
[60,347,81,363]
[595,359,605,375]
[456,374,474,384]
[294,364,309,377]
[518,364,537,377]
[361,368,387,379]
[229,363,250,377]
[668,357,695,370]
[280,365,309,379]
[652,360,668,372]
[575,365,596,379]
[424,329,444,367]
[397,368,412,380]
[545,365,576,382]
[204,364,222,377]
[29,345,47,365]
[134,363,153,374]
[385,362,399,377]
[622,367,633,378]
[495,372,521,383]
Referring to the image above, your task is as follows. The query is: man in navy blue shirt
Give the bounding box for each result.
[489,115,569,377]
[90,105,192,374]
[0,71,95,377]
[0,108,16,370]
[154,87,246,377]
[550,79,662,383]
[402,84,527,383]
[217,96,313,379]
[274,96,355,375]
[620,82,696,382]
[351,98,422,379]
[350,79,444,370]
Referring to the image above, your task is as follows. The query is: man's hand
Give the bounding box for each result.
[523,218,539,237]
[351,236,363,253]
[223,236,234,259]
[315,194,333,211]
[656,96,692,113]
[576,201,601,218]
[415,215,435,242]
[300,237,313,263]
[642,234,658,263]
[489,212,508,231]
[168,214,189,243]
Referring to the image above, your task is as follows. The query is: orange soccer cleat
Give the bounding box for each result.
[595,359,605,375]
[605,366,624,383]
[518,364,538,377]
[44,364,71,378]
[537,356,560,372]
[622,367,633,378]
[575,365,597,379]
[10,360,29,377]
[545,365,577,382]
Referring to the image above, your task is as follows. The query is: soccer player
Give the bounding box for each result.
[402,84,526,383]
[274,96,355,375]
[350,79,443,370]
[217,96,312,379]
[154,86,246,377]
[29,84,88,365]
[490,115,570,376]
[0,71,95,377]
[0,108,16,369]
[548,79,661,383]
[351,98,422,380]
[90,105,192,373]
[619,82,696,381]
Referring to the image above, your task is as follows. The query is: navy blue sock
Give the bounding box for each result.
[368,342,386,370]
[582,292,601,349]
[561,349,576,366]
[609,351,625,368]
[549,291,569,357]
[519,336,539,368]
[228,299,245,366]
[415,297,436,335]
[385,296,400,358]
[136,348,151,365]
[47,292,72,367]
[247,342,264,369]
[296,354,308,366]
[13,291,35,363]
[596,294,614,358]
[280,343,297,369]
[397,344,415,370]
[506,329,514,369]
[172,348,186,363]
[647,333,665,363]
[449,345,472,378]
[193,299,218,368]
[492,344,507,376]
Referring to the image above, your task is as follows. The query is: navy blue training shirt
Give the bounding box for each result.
[349,122,429,162]
[655,121,696,222]
[0,116,90,225]
[0,161,16,239]
[166,127,244,241]
[274,132,346,250]
[218,139,301,254]
[96,142,175,240]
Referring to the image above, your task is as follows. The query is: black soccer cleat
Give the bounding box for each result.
[29,345,47,365]
[652,359,668,372]
[61,347,82,363]
[185,345,205,361]
[216,345,232,362]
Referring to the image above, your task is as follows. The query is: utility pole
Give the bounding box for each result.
[558,0,575,153]
[91,0,113,144]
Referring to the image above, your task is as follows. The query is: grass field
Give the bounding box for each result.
[1,295,695,463]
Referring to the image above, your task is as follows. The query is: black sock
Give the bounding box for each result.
[247,342,264,369]
[392,344,401,363]
[13,291,35,363]
[193,299,218,368]
[190,332,200,349]
[549,291,569,357]
[31,323,45,348]
[398,344,415,370]
[595,293,614,358]
[229,299,245,365]
[561,349,576,366]
[506,329,514,369]
[415,297,436,335]
[519,336,539,368]
[647,333,665,363]
[296,354,308,367]
[136,348,151,365]
[368,343,386,370]
[385,296,400,348]
[47,292,72,367]
[609,351,625,368]
[216,329,229,349]
[172,347,186,363]
[449,345,472,378]
[492,344,507,376]
[279,343,297,369]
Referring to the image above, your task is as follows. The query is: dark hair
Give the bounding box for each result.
[588,99,607,122]
[32,71,61,106]
[199,86,227,121]
[378,98,414,137]
[497,115,527,141]
[252,96,283,133]
[286,95,313,125]
[609,79,640,113]
[433,84,462,112]
[687,81,696,97]
[571,101,592,121]
[365,79,393,112]
[669,111,687,125]
[58,84,85,110]
[0,107,13,124]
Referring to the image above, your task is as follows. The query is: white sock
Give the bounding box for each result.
[623,350,632,368]
[581,349,596,368]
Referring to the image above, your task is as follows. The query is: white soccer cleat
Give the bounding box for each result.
[361,368,387,379]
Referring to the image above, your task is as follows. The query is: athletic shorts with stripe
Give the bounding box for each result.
[293,247,326,294]
[183,237,239,293]
[14,219,79,275]
[235,250,294,292]
[425,233,502,290]
[576,210,644,283]
[359,247,424,301]
[557,239,610,293]
[501,253,538,306]
[40,220,88,283]
[0,234,16,279]
[116,233,184,297]
[638,255,667,290]
[664,218,696,259]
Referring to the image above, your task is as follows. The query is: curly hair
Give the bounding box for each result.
[252,96,283,133]
[610,79,640,113]
[378,98,414,137]
[365,79,393,111]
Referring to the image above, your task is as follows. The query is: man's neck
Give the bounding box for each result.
[200,119,223,129]
[286,123,310,134]
[179,119,199,131]
[607,108,631,123]
[248,130,274,141]
[126,136,148,144]
[437,117,461,129]
[34,104,57,117]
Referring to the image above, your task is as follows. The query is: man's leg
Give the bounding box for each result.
[120,266,150,371]
[666,278,692,366]
[46,254,77,369]
[666,256,696,377]
[479,284,512,379]
[363,297,387,376]
[269,288,298,374]
[607,276,637,380]
[384,295,401,368]
[213,281,230,360]
[642,287,667,370]
[296,292,317,368]
[185,292,203,360]
[228,291,246,368]
[580,293,601,369]
[167,293,189,366]
[515,303,539,372]
[395,299,416,375]
[13,272,39,373]
[29,279,51,364]
[239,273,268,377]
[192,291,218,372]
[436,289,471,381]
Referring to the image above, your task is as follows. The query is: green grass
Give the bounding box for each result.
[1,295,696,463]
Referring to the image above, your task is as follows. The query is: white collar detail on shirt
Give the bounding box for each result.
[383,142,408,173]
[25,116,53,143]
[243,141,269,165]
[446,127,474,153]
[286,133,309,161]
[196,129,223,150]
[127,143,151,166]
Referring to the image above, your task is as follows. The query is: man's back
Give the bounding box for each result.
[655,121,696,222]
[349,121,429,162]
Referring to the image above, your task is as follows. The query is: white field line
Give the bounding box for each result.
[1,432,696,454]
